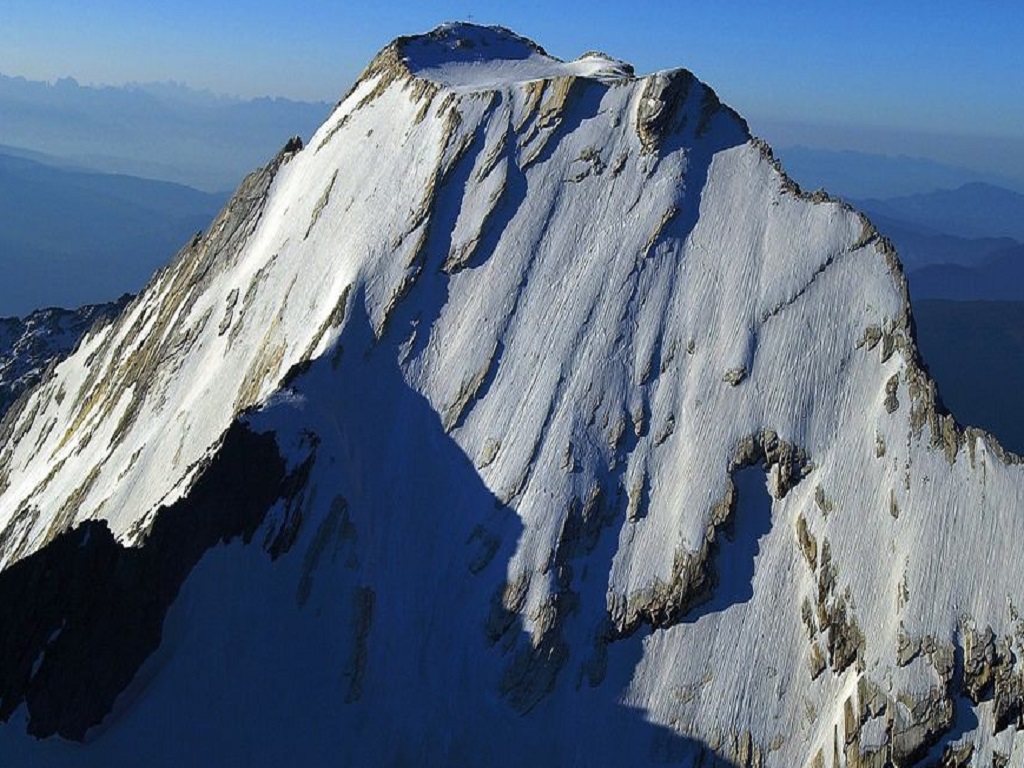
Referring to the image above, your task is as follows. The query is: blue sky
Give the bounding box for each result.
[2,2,1022,163]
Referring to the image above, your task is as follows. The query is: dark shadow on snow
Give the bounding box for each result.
[651,82,751,254]
[0,422,312,740]
[0,299,740,766]
[286,297,740,766]
[684,466,773,624]
[922,639,980,766]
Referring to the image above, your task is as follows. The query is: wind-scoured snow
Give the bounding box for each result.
[1,22,1023,767]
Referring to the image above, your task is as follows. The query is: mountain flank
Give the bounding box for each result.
[1,23,1023,766]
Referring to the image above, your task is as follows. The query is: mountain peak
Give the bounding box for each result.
[369,23,635,88]
[400,23,551,66]
[3,23,1024,767]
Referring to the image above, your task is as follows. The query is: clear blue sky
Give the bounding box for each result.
[2,2,1022,151]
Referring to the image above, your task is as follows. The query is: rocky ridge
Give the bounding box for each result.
[0,298,129,423]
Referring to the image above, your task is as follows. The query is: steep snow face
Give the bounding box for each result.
[2,22,1024,766]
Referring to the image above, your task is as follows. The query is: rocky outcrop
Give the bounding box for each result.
[831,620,1024,766]
[635,69,692,155]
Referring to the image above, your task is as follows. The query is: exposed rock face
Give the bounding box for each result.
[0,22,1023,767]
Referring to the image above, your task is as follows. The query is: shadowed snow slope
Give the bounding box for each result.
[1,22,1023,767]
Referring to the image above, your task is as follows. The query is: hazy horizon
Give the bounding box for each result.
[2,66,1021,192]
[2,4,1022,182]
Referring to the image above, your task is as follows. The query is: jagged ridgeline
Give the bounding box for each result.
[0,23,1022,767]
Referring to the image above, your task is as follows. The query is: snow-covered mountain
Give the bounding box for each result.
[1,23,1023,766]
[0,297,129,421]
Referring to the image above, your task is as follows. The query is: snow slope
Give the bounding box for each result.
[1,23,1023,766]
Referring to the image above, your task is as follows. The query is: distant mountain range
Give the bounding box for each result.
[856,182,1024,242]
[772,145,1024,199]
[909,246,1024,302]
[857,211,1017,272]
[829,182,1024,302]
[769,150,1024,290]
[0,73,331,192]
[0,149,224,315]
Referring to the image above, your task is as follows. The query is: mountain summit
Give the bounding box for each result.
[1,24,1022,766]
